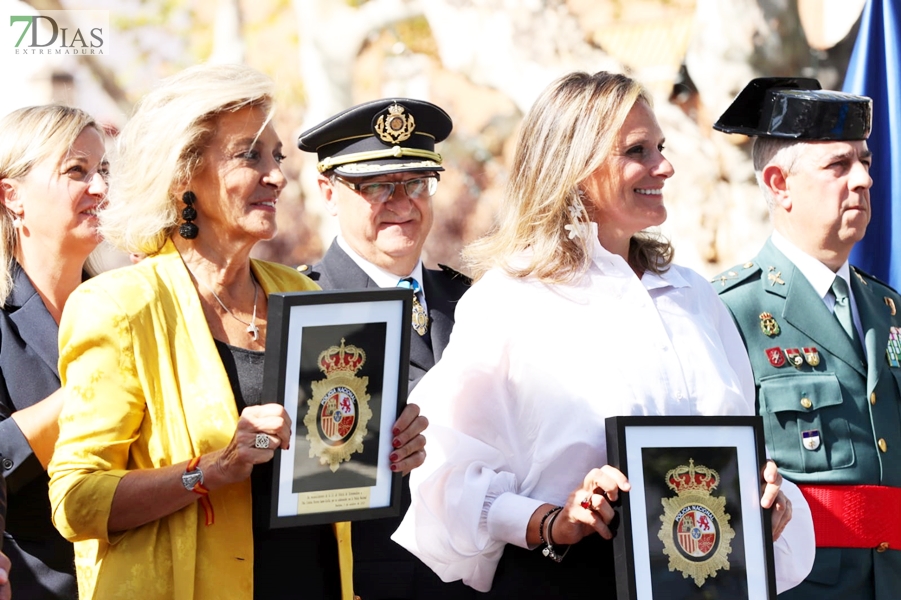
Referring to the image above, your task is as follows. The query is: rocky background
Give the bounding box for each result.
[18,0,868,277]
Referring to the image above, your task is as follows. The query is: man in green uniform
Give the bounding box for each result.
[713,77,901,599]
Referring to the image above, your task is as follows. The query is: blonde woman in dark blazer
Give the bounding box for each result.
[0,104,107,599]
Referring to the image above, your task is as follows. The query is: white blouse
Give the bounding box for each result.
[392,235,815,593]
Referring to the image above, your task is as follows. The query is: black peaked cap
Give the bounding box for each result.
[298,98,452,177]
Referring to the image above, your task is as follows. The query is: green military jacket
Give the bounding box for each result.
[715,238,901,599]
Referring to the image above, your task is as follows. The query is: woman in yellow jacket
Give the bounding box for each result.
[47,63,427,600]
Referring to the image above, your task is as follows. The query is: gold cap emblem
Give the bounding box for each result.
[375,103,415,144]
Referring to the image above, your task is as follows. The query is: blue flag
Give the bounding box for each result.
[842,0,901,290]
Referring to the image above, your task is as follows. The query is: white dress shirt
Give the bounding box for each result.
[336,235,428,312]
[771,230,863,344]
[392,229,814,593]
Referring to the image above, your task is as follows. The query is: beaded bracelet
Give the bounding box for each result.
[539,506,564,561]
[542,506,571,562]
[537,506,561,550]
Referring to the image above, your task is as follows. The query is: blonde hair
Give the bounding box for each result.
[464,71,672,283]
[100,63,275,254]
[0,105,101,306]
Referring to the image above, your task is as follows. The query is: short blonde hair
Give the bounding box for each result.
[464,71,672,283]
[0,105,101,305]
[100,63,275,254]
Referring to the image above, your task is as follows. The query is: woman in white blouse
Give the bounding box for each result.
[392,71,815,597]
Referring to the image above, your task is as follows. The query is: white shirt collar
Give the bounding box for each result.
[588,223,690,291]
[771,230,851,301]
[335,235,426,291]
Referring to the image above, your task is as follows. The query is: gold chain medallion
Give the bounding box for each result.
[375,103,416,143]
[304,338,373,472]
[658,459,735,587]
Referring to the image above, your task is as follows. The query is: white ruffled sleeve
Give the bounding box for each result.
[772,477,815,593]
[392,275,544,592]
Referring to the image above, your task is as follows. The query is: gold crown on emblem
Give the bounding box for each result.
[665,459,720,494]
[318,338,366,376]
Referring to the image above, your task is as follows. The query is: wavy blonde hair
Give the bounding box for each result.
[464,71,673,283]
[100,63,275,254]
[0,105,102,306]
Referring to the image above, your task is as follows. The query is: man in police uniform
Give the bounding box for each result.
[713,78,901,599]
[298,99,472,600]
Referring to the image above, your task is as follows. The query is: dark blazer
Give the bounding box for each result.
[0,266,77,598]
[1,466,6,551]
[305,240,473,600]
[716,238,901,600]
[306,240,470,390]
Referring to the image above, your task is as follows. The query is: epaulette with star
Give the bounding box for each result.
[710,261,761,293]
[438,263,473,286]
[851,266,900,294]
[850,266,901,317]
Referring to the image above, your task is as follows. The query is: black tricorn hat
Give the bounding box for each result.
[713,77,872,141]
[298,98,452,177]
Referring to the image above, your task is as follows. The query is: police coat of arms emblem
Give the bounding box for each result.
[304,338,373,472]
[375,103,415,144]
[658,459,735,587]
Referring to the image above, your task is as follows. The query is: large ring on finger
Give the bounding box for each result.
[254,433,271,449]
[580,496,591,510]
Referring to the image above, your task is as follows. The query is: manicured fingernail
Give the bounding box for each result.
[390,464,398,471]
[392,438,402,448]
[393,427,401,436]
[390,452,398,462]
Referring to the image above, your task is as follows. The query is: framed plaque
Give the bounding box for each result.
[605,416,776,600]
[263,289,411,528]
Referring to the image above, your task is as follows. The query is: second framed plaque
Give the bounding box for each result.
[605,416,777,600]
[263,288,411,528]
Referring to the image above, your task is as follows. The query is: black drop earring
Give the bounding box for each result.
[179,191,199,239]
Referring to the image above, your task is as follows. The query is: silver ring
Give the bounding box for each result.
[254,433,271,449]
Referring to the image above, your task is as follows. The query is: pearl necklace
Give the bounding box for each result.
[186,265,260,341]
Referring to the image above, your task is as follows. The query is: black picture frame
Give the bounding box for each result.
[263,289,411,528]
[605,416,777,600]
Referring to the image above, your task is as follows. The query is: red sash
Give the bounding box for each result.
[798,484,901,551]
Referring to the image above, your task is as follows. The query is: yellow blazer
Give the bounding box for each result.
[48,240,322,600]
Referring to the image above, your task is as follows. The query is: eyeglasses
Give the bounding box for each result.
[334,174,439,204]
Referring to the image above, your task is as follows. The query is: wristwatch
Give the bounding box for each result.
[182,457,204,493]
